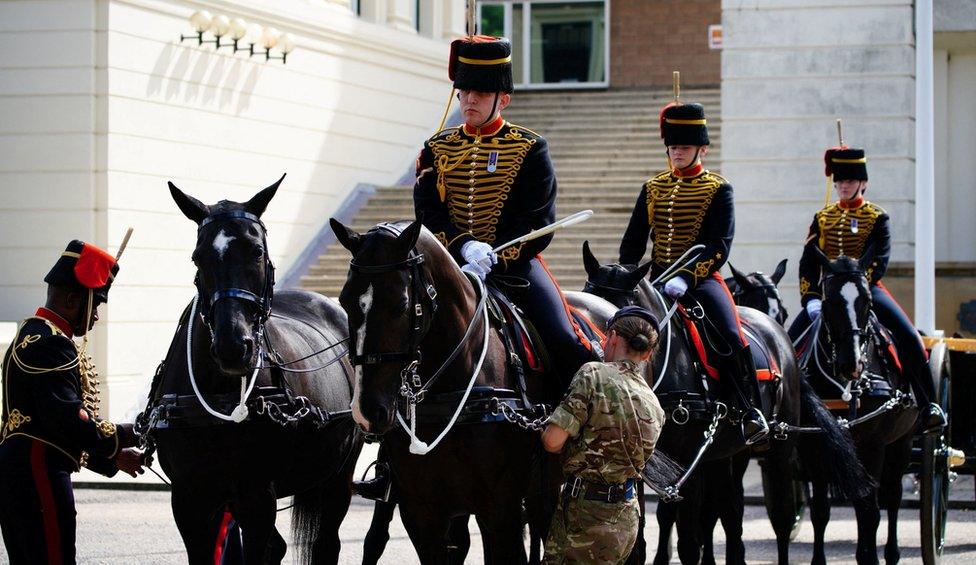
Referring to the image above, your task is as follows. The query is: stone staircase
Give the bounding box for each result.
[300,87,721,297]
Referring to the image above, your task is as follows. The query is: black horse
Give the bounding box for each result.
[580,243,869,564]
[331,218,551,563]
[728,260,789,326]
[141,180,363,564]
[798,250,918,564]
[661,259,791,565]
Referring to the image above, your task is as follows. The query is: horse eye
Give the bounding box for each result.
[251,246,264,260]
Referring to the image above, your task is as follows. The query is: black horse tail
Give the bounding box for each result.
[292,481,324,564]
[797,376,875,501]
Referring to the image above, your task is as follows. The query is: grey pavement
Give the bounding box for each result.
[4,453,975,563]
[2,487,975,564]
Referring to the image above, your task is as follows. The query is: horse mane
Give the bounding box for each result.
[829,255,862,275]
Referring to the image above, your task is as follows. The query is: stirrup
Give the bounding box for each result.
[352,462,392,502]
[742,409,770,446]
[920,403,947,433]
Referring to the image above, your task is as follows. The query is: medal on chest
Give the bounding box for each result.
[851,218,859,234]
[487,151,498,173]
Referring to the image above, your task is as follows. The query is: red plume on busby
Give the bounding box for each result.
[44,240,119,302]
[824,147,868,181]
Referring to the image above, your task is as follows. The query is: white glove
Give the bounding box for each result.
[806,299,822,321]
[461,261,490,281]
[664,277,688,299]
[461,240,497,271]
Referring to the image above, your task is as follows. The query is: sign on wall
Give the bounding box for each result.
[708,24,722,49]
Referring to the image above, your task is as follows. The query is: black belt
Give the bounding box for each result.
[563,476,636,503]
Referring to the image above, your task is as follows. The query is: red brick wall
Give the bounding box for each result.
[610,0,721,87]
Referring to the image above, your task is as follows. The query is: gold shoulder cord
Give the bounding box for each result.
[435,149,476,202]
[8,289,93,375]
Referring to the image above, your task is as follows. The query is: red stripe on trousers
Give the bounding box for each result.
[711,271,748,346]
[537,256,601,349]
[875,281,928,361]
[29,441,62,565]
[214,510,234,565]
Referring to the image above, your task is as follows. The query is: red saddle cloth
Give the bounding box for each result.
[678,305,778,382]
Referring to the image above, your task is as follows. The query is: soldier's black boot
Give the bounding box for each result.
[726,346,769,446]
[919,402,947,433]
[353,448,392,502]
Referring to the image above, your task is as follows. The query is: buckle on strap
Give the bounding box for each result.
[569,476,583,498]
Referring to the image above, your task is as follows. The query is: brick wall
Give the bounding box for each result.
[610,0,721,87]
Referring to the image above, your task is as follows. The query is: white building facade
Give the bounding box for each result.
[0,0,466,419]
[721,0,976,331]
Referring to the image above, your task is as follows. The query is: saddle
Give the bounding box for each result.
[677,303,779,385]
[484,282,603,378]
[670,302,781,420]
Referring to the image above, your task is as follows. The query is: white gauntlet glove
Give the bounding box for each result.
[805,299,822,321]
[460,241,497,281]
[664,277,688,299]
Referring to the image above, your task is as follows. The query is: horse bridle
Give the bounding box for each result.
[347,224,438,370]
[732,272,788,322]
[818,270,872,376]
[194,210,275,338]
[582,278,639,306]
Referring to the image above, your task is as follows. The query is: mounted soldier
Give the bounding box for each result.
[787,142,947,432]
[354,34,599,499]
[618,81,770,445]
[0,240,144,564]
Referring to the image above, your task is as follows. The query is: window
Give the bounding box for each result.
[478,1,608,89]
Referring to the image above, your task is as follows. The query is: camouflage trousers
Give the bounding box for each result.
[543,493,640,564]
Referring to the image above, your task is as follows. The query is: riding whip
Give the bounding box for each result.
[491,210,594,254]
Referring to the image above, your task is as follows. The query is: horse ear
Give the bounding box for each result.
[397,220,423,253]
[582,241,600,277]
[811,245,833,272]
[729,263,751,289]
[168,182,209,224]
[245,174,285,218]
[858,243,876,273]
[330,218,361,253]
[631,260,653,283]
[771,258,788,285]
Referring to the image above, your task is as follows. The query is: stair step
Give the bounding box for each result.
[299,87,721,295]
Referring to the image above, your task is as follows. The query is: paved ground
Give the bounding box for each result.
[4,449,973,563]
[1,488,972,564]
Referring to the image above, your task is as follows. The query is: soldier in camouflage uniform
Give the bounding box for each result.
[541,306,666,564]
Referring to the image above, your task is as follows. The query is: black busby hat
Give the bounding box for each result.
[449,35,514,94]
[824,147,868,181]
[44,240,119,302]
[660,102,710,146]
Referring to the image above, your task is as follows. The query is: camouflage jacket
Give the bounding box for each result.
[549,360,665,485]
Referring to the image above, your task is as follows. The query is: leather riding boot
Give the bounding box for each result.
[353,448,392,502]
[919,402,948,433]
[725,346,769,446]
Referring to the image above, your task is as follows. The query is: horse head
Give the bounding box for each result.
[169,175,283,376]
[813,246,875,380]
[728,259,789,325]
[331,218,444,435]
[581,241,651,308]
